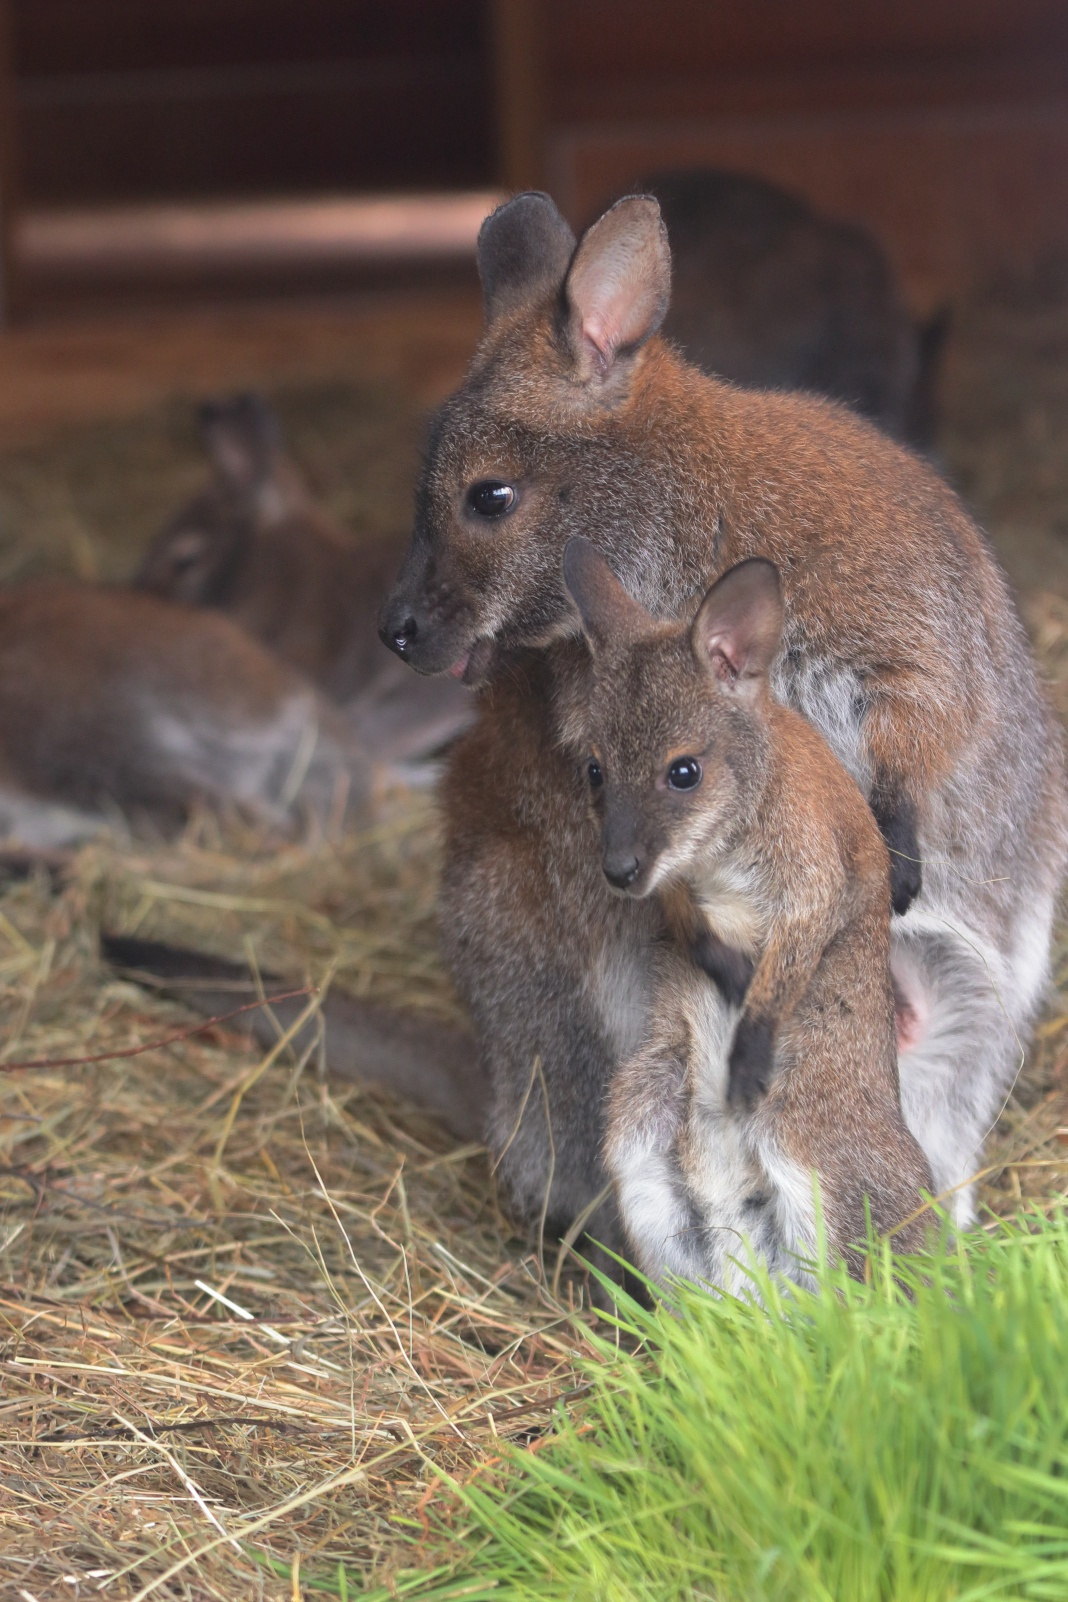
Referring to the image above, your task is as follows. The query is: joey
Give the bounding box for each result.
[564,539,934,1281]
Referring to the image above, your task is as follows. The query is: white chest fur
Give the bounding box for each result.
[690,855,768,957]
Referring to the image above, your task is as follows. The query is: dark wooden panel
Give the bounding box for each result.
[17,60,491,202]
[9,0,494,203]
[0,0,18,318]
[12,1,484,76]
[532,0,1068,300]
[549,55,1068,126]
[544,0,1068,83]
[552,102,1068,304]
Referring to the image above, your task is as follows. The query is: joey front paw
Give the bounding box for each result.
[727,1014,775,1107]
[692,928,755,1006]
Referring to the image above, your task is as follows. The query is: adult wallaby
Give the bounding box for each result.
[136,393,473,769]
[563,539,932,1286]
[644,168,945,448]
[0,581,370,847]
[379,190,1066,1256]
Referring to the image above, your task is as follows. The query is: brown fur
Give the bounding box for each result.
[384,192,1066,1253]
[564,545,932,1276]
[0,581,370,845]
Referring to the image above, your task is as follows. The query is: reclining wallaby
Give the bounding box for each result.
[0,581,370,847]
[564,539,933,1285]
[379,190,1066,1254]
[136,393,473,769]
[643,168,945,448]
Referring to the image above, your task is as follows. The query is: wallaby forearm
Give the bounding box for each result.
[862,671,946,913]
[726,894,844,1105]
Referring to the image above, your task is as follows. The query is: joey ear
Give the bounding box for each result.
[565,196,671,382]
[477,192,577,325]
[562,537,653,653]
[200,392,283,492]
[691,559,784,691]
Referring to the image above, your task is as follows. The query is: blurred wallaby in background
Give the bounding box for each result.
[136,393,473,769]
[642,169,947,448]
[0,582,371,847]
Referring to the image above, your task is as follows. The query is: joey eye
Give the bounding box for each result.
[467,480,516,518]
[667,757,702,792]
[587,757,604,790]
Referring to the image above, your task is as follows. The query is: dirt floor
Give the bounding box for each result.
[0,280,1066,1598]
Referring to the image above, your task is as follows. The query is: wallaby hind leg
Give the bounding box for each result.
[477,967,636,1264]
[894,926,1029,1222]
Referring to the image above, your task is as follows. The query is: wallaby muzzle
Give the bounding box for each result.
[379,541,471,677]
[601,800,652,895]
[602,850,643,891]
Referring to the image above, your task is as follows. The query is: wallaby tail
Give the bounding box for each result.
[100,934,485,1143]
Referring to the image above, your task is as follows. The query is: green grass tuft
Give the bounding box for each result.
[368,1210,1068,1602]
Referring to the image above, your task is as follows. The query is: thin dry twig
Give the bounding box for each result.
[0,988,314,1072]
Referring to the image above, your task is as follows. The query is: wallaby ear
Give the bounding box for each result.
[691,559,784,691]
[200,392,282,492]
[477,192,577,325]
[565,196,671,382]
[562,537,652,654]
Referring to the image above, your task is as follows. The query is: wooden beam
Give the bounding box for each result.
[490,0,545,192]
[0,0,19,322]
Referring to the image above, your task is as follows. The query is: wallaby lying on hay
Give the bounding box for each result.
[564,539,933,1285]
[0,582,370,847]
[644,168,945,448]
[136,393,473,769]
[379,190,1066,1257]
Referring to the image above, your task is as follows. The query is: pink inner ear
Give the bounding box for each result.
[709,644,738,683]
[580,310,616,371]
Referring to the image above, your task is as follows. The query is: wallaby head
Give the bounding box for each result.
[563,537,783,897]
[136,392,311,606]
[379,192,674,682]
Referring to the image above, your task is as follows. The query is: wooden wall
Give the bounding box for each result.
[519,0,1068,305]
[3,1,1068,314]
[9,0,494,202]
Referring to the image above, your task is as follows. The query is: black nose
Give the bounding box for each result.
[604,856,641,890]
[380,613,418,659]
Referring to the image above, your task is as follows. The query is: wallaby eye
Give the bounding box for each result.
[166,532,207,571]
[467,480,516,518]
[667,757,702,792]
[587,757,604,790]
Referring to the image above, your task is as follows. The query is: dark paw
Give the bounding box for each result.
[692,928,755,1006]
[870,782,922,915]
[888,849,922,916]
[727,1014,775,1107]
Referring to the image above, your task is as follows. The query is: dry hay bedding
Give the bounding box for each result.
[0,312,1066,1598]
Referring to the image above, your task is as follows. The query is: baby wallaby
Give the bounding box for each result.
[563,538,933,1285]
[136,392,472,769]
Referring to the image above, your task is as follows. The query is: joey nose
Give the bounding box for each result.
[603,855,642,891]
